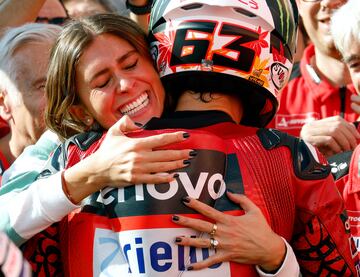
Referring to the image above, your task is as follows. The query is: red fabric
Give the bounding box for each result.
[0,150,10,185]
[0,118,10,184]
[34,124,358,276]
[338,145,360,256]
[0,117,9,139]
[268,44,358,137]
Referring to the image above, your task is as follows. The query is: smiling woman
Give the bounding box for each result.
[45,14,165,138]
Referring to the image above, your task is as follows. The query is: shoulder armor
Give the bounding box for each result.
[37,132,103,180]
[37,144,63,179]
[257,128,330,180]
[66,131,103,151]
[327,150,353,181]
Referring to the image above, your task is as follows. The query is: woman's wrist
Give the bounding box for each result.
[259,234,287,272]
[126,0,153,15]
[62,155,104,204]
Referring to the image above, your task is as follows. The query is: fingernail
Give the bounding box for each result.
[175,237,182,243]
[173,173,179,178]
[183,160,191,165]
[187,266,194,271]
[182,196,190,204]
[183,132,190,138]
[172,215,179,221]
[134,122,143,127]
[189,150,197,157]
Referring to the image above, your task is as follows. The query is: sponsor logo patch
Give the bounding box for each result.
[93,228,230,276]
[275,113,319,129]
[271,63,289,90]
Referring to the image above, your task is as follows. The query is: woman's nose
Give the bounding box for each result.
[117,76,135,93]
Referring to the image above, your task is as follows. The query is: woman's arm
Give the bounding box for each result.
[0,117,192,245]
[0,0,46,29]
[126,0,152,33]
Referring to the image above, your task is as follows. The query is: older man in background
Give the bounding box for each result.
[0,23,61,177]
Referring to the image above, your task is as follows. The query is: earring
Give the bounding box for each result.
[84,117,92,125]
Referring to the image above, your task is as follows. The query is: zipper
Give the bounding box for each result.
[340,86,346,118]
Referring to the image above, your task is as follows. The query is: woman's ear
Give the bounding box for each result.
[69,104,94,126]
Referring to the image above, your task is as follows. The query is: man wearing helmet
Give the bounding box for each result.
[143,0,358,275]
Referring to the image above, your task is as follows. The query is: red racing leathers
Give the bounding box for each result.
[332,145,360,255]
[23,111,359,276]
[268,44,359,137]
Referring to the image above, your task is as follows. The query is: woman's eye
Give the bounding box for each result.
[124,59,138,70]
[96,79,110,88]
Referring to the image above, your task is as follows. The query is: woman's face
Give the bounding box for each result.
[75,33,165,129]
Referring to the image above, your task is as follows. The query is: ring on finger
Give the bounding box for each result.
[210,238,219,249]
[209,223,217,237]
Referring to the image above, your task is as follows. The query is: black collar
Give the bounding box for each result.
[144,110,235,130]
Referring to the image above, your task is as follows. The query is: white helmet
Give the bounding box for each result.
[149,0,298,127]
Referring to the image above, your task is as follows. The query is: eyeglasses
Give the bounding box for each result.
[35,16,69,25]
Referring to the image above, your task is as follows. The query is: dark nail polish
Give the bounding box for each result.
[175,237,182,243]
[183,160,191,165]
[183,132,190,138]
[182,196,190,204]
[172,215,179,221]
[187,266,194,271]
[173,173,179,178]
[134,122,143,127]
[189,150,197,157]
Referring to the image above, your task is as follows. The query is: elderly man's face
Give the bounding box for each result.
[344,41,360,95]
[9,41,51,144]
[344,39,360,95]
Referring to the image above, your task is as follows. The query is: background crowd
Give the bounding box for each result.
[0,0,359,276]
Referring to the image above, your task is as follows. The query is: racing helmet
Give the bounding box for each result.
[149,0,298,127]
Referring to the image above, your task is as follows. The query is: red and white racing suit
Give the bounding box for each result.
[268,44,358,137]
[23,111,359,276]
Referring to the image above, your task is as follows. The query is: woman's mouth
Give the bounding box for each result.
[120,92,150,116]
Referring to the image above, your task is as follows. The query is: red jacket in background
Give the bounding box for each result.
[268,44,358,137]
[0,117,10,183]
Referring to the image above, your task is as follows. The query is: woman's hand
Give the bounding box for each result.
[172,192,286,272]
[64,116,193,203]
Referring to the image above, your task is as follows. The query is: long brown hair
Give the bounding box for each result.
[45,13,151,139]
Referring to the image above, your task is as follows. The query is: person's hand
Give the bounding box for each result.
[300,116,360,157]
[64,116,194,202]
[172,192,286,272]
[91,115,194,187]
[351,94,360,117]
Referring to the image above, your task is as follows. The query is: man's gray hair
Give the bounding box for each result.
[331,0,360,57]
[0,23,61,101]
